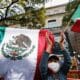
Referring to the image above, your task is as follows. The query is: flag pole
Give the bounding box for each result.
[63,0,74,56]
[64,0,72,32]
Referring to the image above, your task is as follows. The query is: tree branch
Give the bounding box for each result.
[5,0,19,18]
[0,17,19,22]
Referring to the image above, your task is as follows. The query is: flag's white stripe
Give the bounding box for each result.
[0,28,40,80]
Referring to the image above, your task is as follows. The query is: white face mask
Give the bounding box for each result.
[48,62,60,73]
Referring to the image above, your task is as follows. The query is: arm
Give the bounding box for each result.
[39,52,49,80]
[61,49,71,75]
[59,32,71,75]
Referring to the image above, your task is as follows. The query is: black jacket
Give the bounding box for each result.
[39,50,71,80]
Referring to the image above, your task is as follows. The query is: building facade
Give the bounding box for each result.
[45,4,66,32]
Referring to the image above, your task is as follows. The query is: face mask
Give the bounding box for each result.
[48,62,60,73]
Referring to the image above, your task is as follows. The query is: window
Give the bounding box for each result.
[48,20,57,28]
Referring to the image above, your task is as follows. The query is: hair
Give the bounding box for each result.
[48,55,59,62]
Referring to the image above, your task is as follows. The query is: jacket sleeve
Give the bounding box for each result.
[39,52,49,80]
[61,49,71,75]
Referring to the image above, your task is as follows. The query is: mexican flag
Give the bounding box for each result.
[0,26,54,80]
[71,5,80,32]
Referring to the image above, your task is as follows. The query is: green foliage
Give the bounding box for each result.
[0,0,48,28]
[0,7,46,28]
[0,0,11,9]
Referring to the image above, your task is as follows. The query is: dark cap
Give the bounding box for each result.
[48,54,59,61]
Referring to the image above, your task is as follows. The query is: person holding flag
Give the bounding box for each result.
[39,32,71,80]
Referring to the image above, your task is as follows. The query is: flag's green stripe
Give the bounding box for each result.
[71,5,80,22]
[0,26,6,43]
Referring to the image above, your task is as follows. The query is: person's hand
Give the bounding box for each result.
[59,31,65,50]
[46,33,53,54]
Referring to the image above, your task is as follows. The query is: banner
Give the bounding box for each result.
[0,27,54,80]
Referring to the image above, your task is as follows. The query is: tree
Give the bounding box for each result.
[62,0,80,27]
[0,0,48,28]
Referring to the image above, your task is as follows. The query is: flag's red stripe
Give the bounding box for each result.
[34,29,54,80]
[34,30,47,80]
[71,20,80,32]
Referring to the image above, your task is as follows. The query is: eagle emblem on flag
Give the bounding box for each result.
[1,34,35,60]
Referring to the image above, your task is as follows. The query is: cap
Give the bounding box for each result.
[48,54,59,61]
